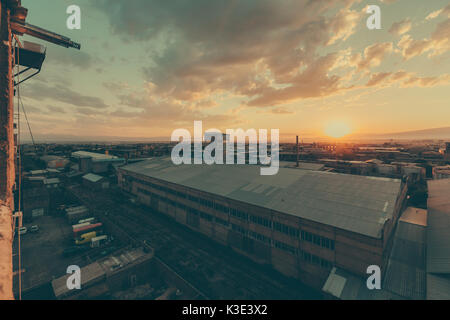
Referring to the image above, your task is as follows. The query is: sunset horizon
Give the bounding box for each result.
[16,0,450,141]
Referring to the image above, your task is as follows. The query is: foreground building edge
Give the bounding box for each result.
[0,0,15,300]
[0,205,13,299]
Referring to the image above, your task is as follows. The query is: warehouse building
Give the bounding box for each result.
[71,151,125,174]
[82,173,110,190]
[117,158,407,289]
[426,178,450,299]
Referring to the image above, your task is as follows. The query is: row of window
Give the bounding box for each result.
[273,221,300,238]
[137,181,335,251]
[300,230,335,250]
[273,240,296,255]
[138,185,333,269]
[299,250,333,269]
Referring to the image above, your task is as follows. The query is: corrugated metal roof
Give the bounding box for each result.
[323,209,427,300]
[382,212,427,300]
[120,158,403,238]
[427,274,450,300]
[322,267,402,300]
[427,179,450,273]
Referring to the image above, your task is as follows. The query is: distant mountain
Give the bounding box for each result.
[23,134,171,144]
[351,127,450,141]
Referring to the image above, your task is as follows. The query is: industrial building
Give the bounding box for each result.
[432,166,450,180]
[82,173,110,190]
[52,247,154,300]
[117,158,407,289]
[426,178,450,299]
[323,206,427,299]
[71,151,125,174]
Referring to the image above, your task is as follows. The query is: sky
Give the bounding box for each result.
[18,0,450,141]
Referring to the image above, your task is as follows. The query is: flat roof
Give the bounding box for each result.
[71,151,119,161]
[120,158,403,238]
[399,207,427,227]
[82,173,104,183]
[52,248,151,298]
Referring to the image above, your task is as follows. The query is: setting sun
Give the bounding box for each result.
[324,121,352,138]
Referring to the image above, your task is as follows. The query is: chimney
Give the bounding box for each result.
[296,136,299,167]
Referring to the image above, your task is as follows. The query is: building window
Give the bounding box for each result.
[300,230,334,251]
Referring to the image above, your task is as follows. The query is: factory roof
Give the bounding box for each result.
[427,179,450,274]
[82,173,105,183]
[279,161,325,171]
[120,158,403,238]
[52,248,152,298]
[71,151,120,161]
[323,207,427,300]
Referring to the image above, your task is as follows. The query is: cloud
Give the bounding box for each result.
[24,82,109,109]
[356,42,393,70]
[46,46,93,70]
[426,4,450,20]
[93,0,362,107]
[397,18,450,60]
[389,19,412,36]
[366,71,450,88]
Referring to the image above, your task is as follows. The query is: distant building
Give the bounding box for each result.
[40,155,70,169]
[82,173,110,190]
[433,166,450,180]
[71,151,125,174]
[445,142,450,162]
[22,186,49,221]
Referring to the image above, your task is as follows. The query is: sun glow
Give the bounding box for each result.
[324,121,352,138]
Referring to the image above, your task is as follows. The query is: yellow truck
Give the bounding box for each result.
[75,231,97,245]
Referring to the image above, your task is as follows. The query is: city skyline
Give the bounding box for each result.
[19,0,450,141]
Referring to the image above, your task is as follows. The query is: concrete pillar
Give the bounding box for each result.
[0,0,14,300]
[0,0,14,207]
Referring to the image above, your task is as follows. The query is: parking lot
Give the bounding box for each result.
[12,215,92,297]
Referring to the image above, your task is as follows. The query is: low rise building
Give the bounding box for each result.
[433,166,450,180]
[71,151,125,174]
[82,173,110,190]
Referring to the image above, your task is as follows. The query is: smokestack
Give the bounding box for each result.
[296,136,299,167]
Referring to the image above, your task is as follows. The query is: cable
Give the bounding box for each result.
[14,38,23,301]
[19,96,36,151]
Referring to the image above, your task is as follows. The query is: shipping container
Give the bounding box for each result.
[73,222,102,238]
[72,222,91,230]
[78,217,96,224]
[90,235,108,248]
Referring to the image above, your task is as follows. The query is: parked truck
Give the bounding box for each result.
[75,231,98,245]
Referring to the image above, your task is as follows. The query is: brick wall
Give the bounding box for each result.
[0,0,14,300]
